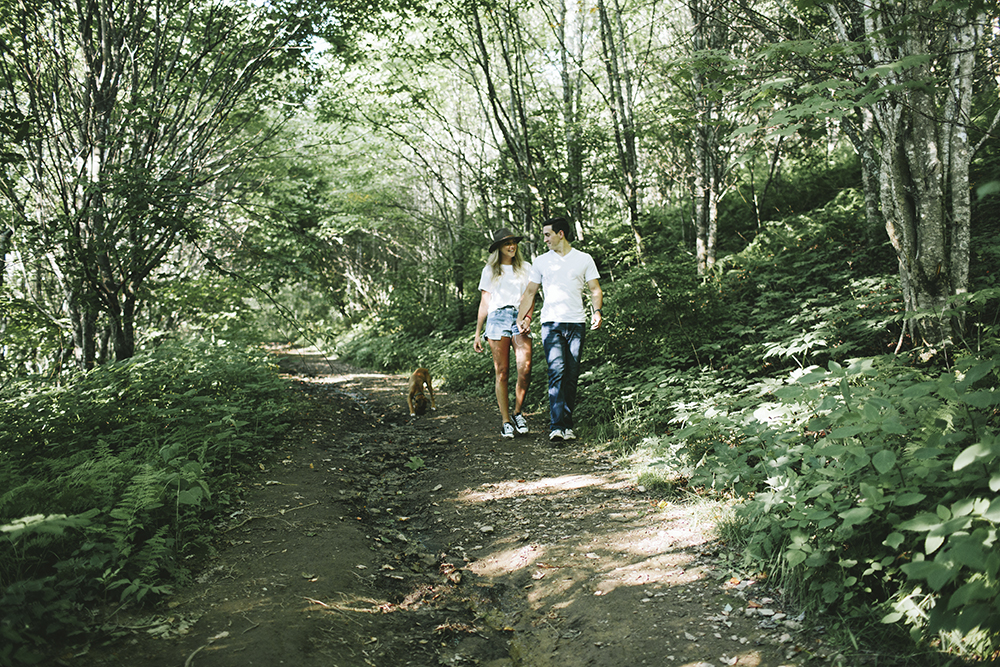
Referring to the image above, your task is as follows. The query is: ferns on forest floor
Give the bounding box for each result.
[0,338,295,664]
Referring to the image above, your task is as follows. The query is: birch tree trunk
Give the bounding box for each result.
[596,0,644,260]
[552,0,587,231]
[826,0,984,349]
[689,0,726,275]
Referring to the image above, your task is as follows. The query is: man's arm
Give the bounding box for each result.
[588,279,603,330]
[517,281,540,331]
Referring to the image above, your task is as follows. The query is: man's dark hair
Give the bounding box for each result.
[544,216,572,241]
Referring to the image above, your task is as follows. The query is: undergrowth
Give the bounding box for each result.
[334,188,1000,663]
[0,338,294,666]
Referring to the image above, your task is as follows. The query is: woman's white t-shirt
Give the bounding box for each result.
[478,263,532,313]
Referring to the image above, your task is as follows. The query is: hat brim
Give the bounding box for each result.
[489,235,523,253]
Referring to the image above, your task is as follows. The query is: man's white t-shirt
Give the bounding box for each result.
[528,248,600,323]
[478,263,533,313]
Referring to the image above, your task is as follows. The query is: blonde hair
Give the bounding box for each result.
[487,244,527,283]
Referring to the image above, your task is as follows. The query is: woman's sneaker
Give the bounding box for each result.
[501,422,515,439]
[512,413,529,434]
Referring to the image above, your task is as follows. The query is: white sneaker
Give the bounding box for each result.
[549,429,564,441]
[562,428,577,440]
[512,413,529,434]
[501,422,515,439]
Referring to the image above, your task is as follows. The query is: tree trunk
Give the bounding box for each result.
[1,0,297,367]
[689,0,726,275]
[467,5,540,228]
[827,0,982,350]
[555,0,586,230]
[596,0,643,260]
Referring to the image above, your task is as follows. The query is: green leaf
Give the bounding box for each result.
[903,382,937,398]
[860,482,881,503]
[786,549,808,566]
[899,512,940,532]
[950,536,988,571]
[928,563,957,591]
[840,377,852,405]
[952,498,976,517]
[956,360,995,390]
[895,492,926,507]
[829,425,864,439]
[984,498,1000,522]
[948,580,990,610]
[872,449,897,474]
[901,560,954,590]
[880,416,908,435]
[925,516,972,554]
[883,532,905,549]
[839,506,873,530]
[177,488,203,505]
[882,611,904,623]
[962,391,1000,409]
[953,441,997,471]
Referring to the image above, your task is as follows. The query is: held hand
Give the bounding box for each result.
[474,334,483,353]
[591,311,603,330]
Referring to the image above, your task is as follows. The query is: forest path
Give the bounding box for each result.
[85,347,821,667]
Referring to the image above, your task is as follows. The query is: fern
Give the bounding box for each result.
[109,464,168,558]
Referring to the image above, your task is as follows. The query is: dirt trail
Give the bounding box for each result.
[80,348,827,667]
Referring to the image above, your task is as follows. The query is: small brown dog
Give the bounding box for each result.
[407,367,436,416]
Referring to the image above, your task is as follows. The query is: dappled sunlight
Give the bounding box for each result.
[458,472,627,503]
[210,590,396,618]
[467,495,714,614]
[309,592,396,616]
[592,551,698,595]
[681,655,762,667]
[468,542,545,577]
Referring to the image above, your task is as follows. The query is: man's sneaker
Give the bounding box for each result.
[549,429,564,441]
[512,413,529,434]
[562,428,577,441]
[501,422,515,439]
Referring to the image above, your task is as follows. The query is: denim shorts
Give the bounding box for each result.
[484,306,524,340]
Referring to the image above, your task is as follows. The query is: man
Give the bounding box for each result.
[517,217,603,442]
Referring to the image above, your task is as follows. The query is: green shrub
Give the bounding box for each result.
[0,337,294,664]
[654,353,1000,660]
[334,321,426,372]
[590,250,729,369]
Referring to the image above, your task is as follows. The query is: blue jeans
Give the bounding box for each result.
[541,322,586,432]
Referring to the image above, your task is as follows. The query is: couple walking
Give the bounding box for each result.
[474,217,603,441]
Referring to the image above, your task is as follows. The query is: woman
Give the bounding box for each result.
[474,228,533,439]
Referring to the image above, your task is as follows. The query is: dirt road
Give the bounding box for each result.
[82,348,822,667]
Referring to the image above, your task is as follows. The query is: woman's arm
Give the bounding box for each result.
[474,289,491,352]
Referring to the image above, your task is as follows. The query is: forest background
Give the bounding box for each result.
[2,0,1000,664]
